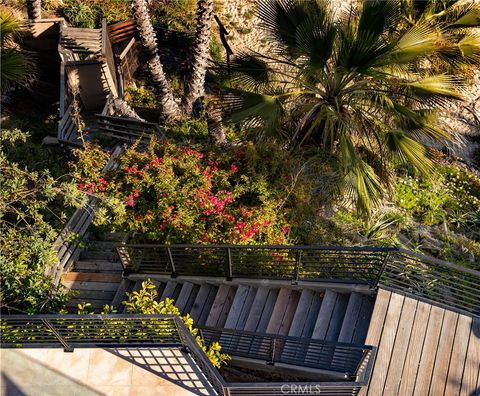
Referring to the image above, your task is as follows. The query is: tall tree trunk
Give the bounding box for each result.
[131,0,181,121]
[182,0,215,114]
[206,102,227,146]
[26,0,42,20]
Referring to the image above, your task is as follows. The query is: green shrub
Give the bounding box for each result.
[123,279,230,368]
[0,130,84,313]
[71,139,292,245]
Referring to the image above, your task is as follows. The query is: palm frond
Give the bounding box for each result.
[339,134,383,214]
[1,48,28,93]
[357,0,401,38]
[217,53,272,91]
[449,3,480,27]
[391,22,438,63]
[257,0,331,57]
[385,129,434,174]
[295,12,336,70]
[0,9,21,46]
[406,74,464,106]
[456,33,480,62]
[219,88,286,133]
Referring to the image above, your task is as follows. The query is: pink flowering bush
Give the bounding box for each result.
[71,139,293,244]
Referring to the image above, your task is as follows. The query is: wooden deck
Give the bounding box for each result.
[360,288,480,396]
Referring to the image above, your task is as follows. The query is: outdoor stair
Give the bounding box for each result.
[62,234,125,311]
[110,278,376,348]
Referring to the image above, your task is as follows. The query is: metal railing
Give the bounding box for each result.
[379,248,479,316]
[116,244,480,317]
[0,315,373,396]
[117,245,394,285]
[199,327,374,378]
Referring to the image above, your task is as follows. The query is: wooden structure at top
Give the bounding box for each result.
[57,19,142,145]
[107,20,141,91]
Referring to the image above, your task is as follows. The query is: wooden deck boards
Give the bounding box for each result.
[362,288,479,396]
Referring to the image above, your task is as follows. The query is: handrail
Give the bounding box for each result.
[0,314,371,396]
[198,326,374,378]
[116,244,480,317]
[379,248,480,316]
[116,244,393,286]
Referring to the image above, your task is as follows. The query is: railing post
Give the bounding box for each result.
[292,250,302,285]
[267,337,276,365]
[226,247,233,281]
[42,319,74,353]
[374,250,393,287]
[166,247,177,278]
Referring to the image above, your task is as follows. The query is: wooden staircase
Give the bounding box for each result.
[111,278,375,346]
[62,234,124,311]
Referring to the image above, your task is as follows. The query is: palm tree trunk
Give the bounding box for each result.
[26,0,42,20]
[182,0,215,114]
[131,0,181,121]
[206,102,227,146]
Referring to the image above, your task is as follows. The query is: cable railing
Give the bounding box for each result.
[116,244,394,285]
[0,315,373,396]
[116,244,480,317]
[379,248,480,316]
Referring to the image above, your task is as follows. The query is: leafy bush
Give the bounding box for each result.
[150,0,197,32]
[72,139,292,244]
[0,130,84,313]
[123,279,230,368]
[395,165,480,229]
[63,0,131,28]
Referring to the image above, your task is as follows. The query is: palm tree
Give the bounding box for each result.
[218,0,480,213]
[26,0,42,20]
[131,0,181,121]
[1,10,34,94]
[183,0,215,114]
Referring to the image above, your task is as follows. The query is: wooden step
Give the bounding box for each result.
[175,282,196,313]
[183,284,200,314]
[63,272,122,283]
[205,285,238,328]
[224,286,257,330]
[190,284,218,325]
[338,292,364,343]
[312,290,349,342]
[245,288,279,333]
[80,250,120,261]
[73,289,116,301]
[351,295,375,344]
[159,280,181,302]
[266,288,301,336]
[111,279,131,309]
[288,290,323,338]
[74,260,122,272]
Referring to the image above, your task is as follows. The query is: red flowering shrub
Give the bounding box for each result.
[71,139,292,244]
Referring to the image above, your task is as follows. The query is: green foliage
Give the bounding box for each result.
[0,8,34,93]
[150,0,197,32]
[209,36,223,63]
[63,0,131,28]
[0,130,84,313]
[217,0,480,215]
[71,139,293,244]
[395,165,480,227]
[63,1,96,28]
[123,279,230,368]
